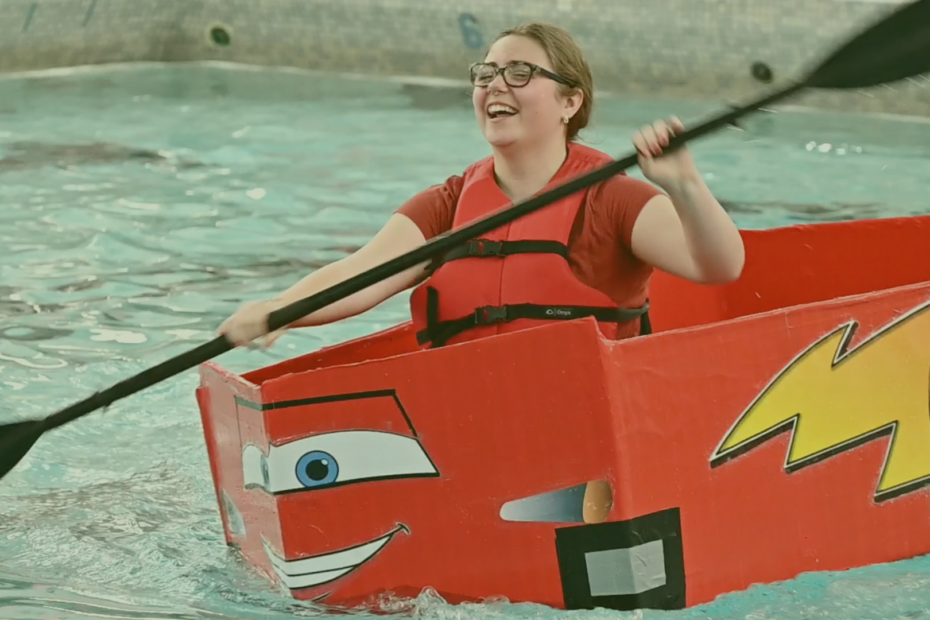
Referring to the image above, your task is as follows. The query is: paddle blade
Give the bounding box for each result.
[0,420,45,479]
[805,0,930,89]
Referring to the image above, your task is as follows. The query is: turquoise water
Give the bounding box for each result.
[2,62,930,620]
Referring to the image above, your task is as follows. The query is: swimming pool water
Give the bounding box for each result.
[1,62,930,620]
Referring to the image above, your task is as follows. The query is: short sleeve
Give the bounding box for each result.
[588,174,664,250]
[394,175,463,241]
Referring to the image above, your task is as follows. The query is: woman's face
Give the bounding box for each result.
[472,35,580,151]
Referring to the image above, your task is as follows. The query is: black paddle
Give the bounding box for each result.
[2,0,929,481]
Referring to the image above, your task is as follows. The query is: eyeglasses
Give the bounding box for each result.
[469,61,576,89]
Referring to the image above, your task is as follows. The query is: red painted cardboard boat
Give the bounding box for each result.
[196,213,930,612]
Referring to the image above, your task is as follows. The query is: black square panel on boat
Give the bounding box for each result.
[554,507,685,611]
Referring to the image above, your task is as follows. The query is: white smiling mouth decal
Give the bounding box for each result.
[262,524,409,590]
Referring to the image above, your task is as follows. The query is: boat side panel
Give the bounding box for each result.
[649,214,930,333]
[604,280,930,606]
[228,320,626,609]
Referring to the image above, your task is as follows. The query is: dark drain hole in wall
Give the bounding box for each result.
[750,61,773,83]
[210,25,231,47]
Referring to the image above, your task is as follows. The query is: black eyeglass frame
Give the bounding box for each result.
[469,61,577,89]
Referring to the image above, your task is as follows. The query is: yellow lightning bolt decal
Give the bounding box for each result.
[710,299,930,503]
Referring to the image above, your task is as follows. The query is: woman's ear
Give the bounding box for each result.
[561,88,584,120]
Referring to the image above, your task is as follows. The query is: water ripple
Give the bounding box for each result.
[1,63,930,620]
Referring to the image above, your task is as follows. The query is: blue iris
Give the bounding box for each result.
[295,450,339,488]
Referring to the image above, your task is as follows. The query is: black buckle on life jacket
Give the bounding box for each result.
[474,305,509,324]
[467,239,504,257]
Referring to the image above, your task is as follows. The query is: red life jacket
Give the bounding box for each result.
[409,142,650,349]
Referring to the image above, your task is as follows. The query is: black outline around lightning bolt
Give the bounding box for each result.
[709,297,930,503]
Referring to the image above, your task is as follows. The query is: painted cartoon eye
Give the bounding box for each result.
[295,450,339,488]
[242,430,438,494]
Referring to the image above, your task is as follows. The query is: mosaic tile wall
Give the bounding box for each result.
[0,0,927,117]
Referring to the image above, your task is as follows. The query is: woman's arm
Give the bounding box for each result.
[217,213,429,347]
[630,179,745,284]
[217,176,460,348]
[273,213,430,327]
[628,116,745,284]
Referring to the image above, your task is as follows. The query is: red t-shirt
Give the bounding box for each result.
[396,173,663,339]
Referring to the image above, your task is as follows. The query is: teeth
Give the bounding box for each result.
[488,104,517,116]
[261,525,408,591]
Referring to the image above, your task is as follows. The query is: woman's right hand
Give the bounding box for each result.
[216,299,287,349]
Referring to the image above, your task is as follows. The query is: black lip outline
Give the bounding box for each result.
[262,523,409,591]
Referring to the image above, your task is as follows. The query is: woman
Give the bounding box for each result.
[218,22,745,522]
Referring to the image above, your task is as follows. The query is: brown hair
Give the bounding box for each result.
[492,22,594,141]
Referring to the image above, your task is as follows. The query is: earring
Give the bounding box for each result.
[563,115,570,124]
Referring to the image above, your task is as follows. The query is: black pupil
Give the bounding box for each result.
[305,458,330,481]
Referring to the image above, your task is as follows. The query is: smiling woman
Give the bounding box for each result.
[3,8,930,617]
[218,21,745,350]
[217,21,746,524]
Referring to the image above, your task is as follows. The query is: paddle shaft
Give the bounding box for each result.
[264,81,804,332]
[37,80,806,434]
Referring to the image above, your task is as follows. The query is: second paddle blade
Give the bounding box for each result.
[804,0,930,90]
[0,420,45,479]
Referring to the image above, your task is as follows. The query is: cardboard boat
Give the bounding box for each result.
[195,213,930,612]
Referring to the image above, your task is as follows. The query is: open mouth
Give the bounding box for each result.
[488,103,518,120]
[262,523,409,590]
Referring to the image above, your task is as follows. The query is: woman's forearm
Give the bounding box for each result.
[270,254,429,328]
[665,174,745,283]
[268,260,374,328]
[264,214,432,330]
